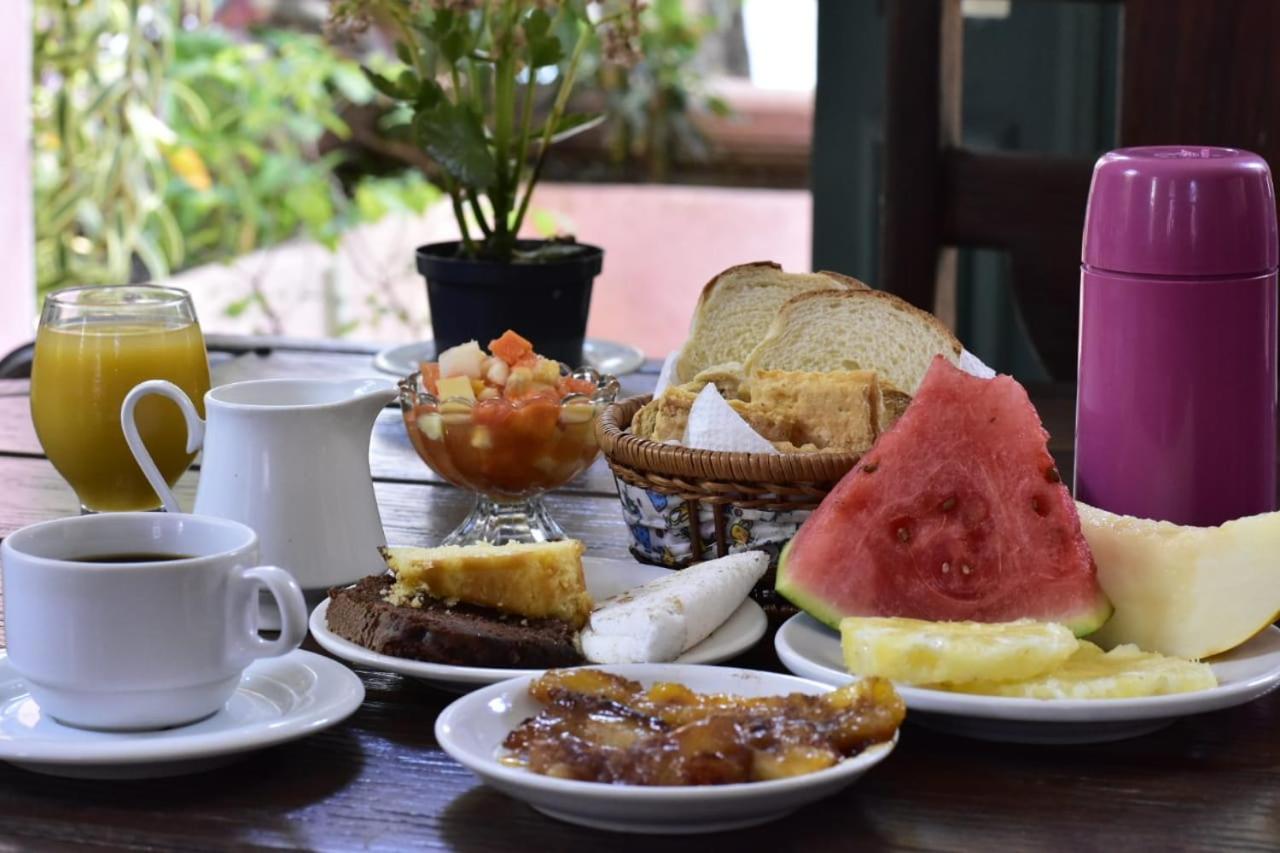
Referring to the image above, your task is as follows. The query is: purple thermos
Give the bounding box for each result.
[1076,146,1278,526]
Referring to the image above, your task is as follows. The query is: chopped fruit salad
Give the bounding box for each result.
[401,331,617,499]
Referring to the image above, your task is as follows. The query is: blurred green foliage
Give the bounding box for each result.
[594,0,734,181]
[32,1,440,301]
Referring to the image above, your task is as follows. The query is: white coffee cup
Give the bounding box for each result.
[0,512,307,731]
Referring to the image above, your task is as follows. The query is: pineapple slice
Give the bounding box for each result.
[840,617,1078,685]
[941,641,1217,699]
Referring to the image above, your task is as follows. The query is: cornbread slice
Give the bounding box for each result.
[748,369,880,452]
[380,540,591,629]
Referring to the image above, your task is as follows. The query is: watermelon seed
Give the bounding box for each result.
[863,462,878,473]
[1031,495,1048,517]
[941,562,952,574]
[961,563,972,575]
[940,496,957,511]
[1045,467,1061,484]
[896,526,910,542]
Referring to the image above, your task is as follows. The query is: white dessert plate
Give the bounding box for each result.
[435,663,898,834]
[775,613,1280,744]
[374,339,646,378]
[310,557,767,692]
[0,650,364,779]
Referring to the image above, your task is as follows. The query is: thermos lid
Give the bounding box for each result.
[1082,146,1278,277]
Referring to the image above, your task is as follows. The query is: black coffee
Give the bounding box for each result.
[74,552,195,563]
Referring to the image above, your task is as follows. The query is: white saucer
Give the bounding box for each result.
[374,339,646,378]
[775,613,1280,744]
[0,650,364,779]
[435,663,898,834]
[310,557,768,692]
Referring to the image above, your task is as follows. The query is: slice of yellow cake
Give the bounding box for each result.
[379,540,591,629]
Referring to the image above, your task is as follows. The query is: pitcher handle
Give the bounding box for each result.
[121,380,206,514]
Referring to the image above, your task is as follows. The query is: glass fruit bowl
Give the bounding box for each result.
[398,365,620,545]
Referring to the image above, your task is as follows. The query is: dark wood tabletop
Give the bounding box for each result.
[0,342,1274,852]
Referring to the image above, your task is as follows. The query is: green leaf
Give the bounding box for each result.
[133,232,170,282]
[362,66,416,101]
[528,34,564,69]
[412,101,497,190]
[704,95,732,118]
[439,28,468,64]
[525,9,552,39]
[415,77,446,111]
[523,8,564,68]
[530,209,558,238]
[223,295,254,318]
[395,41,416,68]
[330,64,375,104]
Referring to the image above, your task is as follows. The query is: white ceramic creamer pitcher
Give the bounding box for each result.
[121,377,397,591]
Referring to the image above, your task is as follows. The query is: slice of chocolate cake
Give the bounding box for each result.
[326,575,584,669]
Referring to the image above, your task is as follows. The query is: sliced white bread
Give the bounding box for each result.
[579,551,769,664]
[675,262,868,383]
[743,289,962,394]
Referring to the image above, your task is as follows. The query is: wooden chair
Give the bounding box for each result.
[881,0,1280,379]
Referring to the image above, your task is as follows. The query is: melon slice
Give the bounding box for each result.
[776,357,1112,635]
[1078,502,1280,659]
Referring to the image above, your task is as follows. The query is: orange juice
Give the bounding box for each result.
[30,322,211,511]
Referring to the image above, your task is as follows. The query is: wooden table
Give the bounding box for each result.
[0,342,1274,852]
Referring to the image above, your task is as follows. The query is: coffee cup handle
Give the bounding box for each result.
[233,565,308,662]
[121,380,206,513]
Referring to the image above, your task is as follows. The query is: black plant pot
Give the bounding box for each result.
[416,240,604,367]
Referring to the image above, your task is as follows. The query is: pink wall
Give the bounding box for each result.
[1,0,34,354]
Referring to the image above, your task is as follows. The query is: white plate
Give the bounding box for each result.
[374,339,646,378]
[0,650,364,779]
[775,613,1280,744]
[435,663,898,834]
[309,557,768,692]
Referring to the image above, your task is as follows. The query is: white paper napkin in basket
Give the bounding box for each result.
[683,384,779,454]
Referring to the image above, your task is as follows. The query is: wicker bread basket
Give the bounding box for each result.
[597,395,861,609]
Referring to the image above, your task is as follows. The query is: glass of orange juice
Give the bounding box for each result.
[30,285,211,512]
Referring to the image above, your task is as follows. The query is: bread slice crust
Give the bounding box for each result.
[743,289,962,394]
[676,262,865,383]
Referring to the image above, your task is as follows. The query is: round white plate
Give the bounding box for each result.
[775,613,1280,744]
[310,557,768,692]
[374,339,646,378]
[0,650,364,779]
[435,663,897,834]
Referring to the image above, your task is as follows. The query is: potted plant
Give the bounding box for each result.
[328,0,643,366]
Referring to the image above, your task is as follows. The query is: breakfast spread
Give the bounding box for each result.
[776,356,1112,635]
[405,330,610,498]
[500,668,904,785]
[326,542,766,669]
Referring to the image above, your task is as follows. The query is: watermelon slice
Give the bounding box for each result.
[776,357,1111,636]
